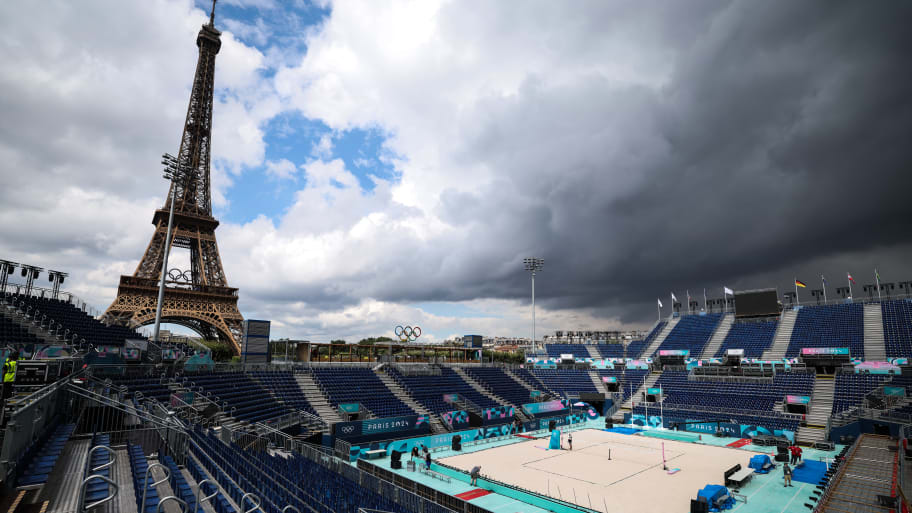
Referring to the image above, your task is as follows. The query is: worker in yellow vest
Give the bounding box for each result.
[2,351,17,401]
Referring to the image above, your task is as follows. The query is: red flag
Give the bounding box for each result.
[847,273,856,284]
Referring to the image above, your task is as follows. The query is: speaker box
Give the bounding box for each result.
[690,498,709,513]
[391,450,402,469]
[775,452,789,462]
[452,435,462,451]
[605,420,614,429]
[549,420,557,431]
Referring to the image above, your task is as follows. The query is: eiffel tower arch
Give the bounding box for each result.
[105,4,244,353]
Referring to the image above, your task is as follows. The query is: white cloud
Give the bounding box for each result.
[311,132,334,159]
[0,0,281,308]
[265,158,298,180]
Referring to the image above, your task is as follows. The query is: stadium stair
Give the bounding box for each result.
[452,367,531,423]
[587,371,605,393]
[641,317,679,357]
[293,371,343,424]
[863,303,887,361]
[505,367,556,400]
[372,367,447,433]
[451,367,508,404]
[504,368,535,393]
[761,309,797,360]
[584,344,601,359]
[699,313,734,359]
[797,374,835,446]
[614,371,662,423]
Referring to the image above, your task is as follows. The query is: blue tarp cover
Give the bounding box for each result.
[749,454,772,473]
[697,484,727,502]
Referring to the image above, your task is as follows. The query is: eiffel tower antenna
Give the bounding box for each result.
[105,8,243,353]
[209,0,217,27]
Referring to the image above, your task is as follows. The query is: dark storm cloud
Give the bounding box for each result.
[342,0,912,326]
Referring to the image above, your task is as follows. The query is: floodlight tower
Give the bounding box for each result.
[523,257,544,352]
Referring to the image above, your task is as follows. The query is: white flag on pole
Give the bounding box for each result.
[724,286,734,296]
[657,298,663,308]
[671,292,678,303]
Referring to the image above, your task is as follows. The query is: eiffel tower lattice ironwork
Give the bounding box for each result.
[104,2,244,353]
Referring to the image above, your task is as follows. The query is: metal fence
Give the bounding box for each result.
[0,371,74,484]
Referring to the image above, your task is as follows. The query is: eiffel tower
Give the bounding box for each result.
[105,1,243,353]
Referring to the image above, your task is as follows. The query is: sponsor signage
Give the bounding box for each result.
[658,349,689,356]
[482,406,515,425]
[602,376,618,383]
[441,410,470,430]
[559,353,574,360]
[647,388,663,395]
[854,361,901,375]
[884,386,906,397]
[522,400,567,416]
[339,403,360,413]
[626,415,795,442]
[786,395,810,405]
[801,347,849,356]
[726,349,745,356]
[530,390,542,398]
[442,393,461,403]
[333,415,430,439]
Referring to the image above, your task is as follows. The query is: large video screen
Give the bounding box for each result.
[734,288,779,318]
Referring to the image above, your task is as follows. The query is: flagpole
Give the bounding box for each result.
[657,300,661,321]
[703,288,707,312]
[795,277,800,306]
[822,276,827,303]
[848,273,853,299]
[687,290,690,314]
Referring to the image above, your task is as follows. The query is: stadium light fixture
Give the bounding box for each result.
[152,153,190,344]
[523,257,544,351]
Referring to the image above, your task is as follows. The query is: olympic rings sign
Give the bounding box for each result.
[395,325,422,342]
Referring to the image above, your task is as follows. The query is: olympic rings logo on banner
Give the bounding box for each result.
[395,325,422,342]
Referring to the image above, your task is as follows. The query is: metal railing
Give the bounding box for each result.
[0,370,79,484]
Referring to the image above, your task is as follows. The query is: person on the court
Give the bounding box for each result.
[424,448,432,470]
[470,466,481,486]
[783,463,793,487]
[796,445,803,464]
[568,432,573,451]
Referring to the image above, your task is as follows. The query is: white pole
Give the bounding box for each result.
[703,289,707,312]
[822,276,827,303]
[152,179,178,345]
[532,271,536,351]
[657,300,661,321]
[795,277,800,306]
[848,274,853,299]
[643,375,648,427]
[659,386,663,428]
[875,269,882,301]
